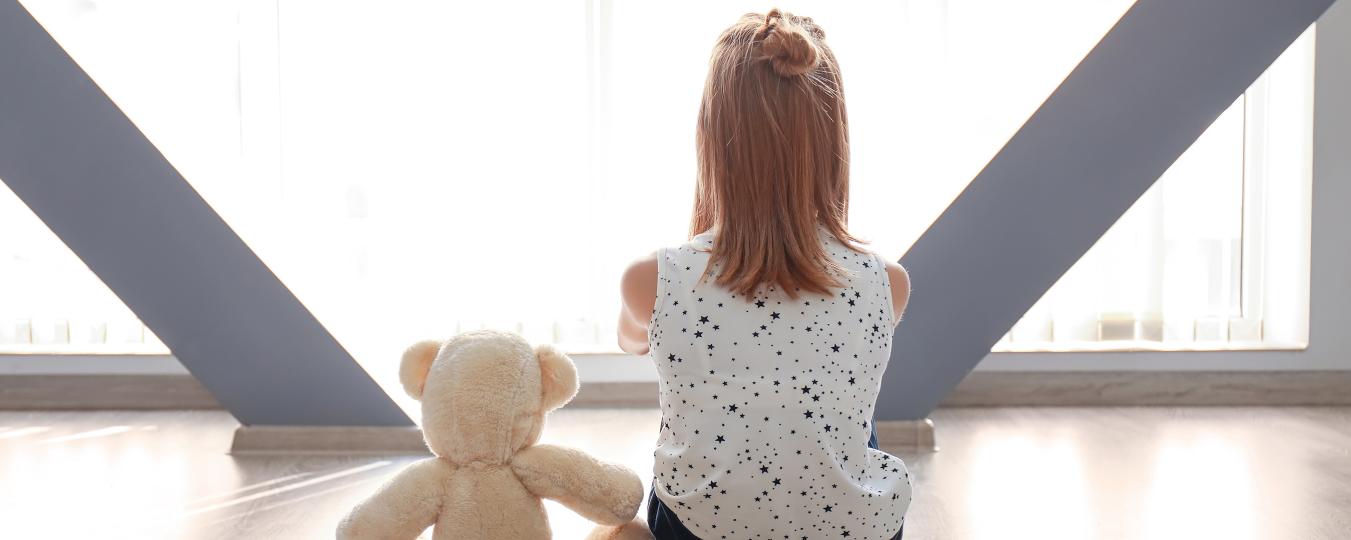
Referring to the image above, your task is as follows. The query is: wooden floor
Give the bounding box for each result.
[1,407,1349,539]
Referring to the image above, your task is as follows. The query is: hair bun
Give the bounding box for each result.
[758,9,820,77]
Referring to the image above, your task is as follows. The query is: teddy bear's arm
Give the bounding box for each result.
[511,444,644,526]
[337,458,448,540]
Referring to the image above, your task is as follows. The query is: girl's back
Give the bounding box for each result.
[617,9,913,538]
[645,227,910,538]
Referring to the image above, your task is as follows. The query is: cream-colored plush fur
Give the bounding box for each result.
[337,330,650,540]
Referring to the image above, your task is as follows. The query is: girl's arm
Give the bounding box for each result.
[883,259,911,327]
[617,253,658,355]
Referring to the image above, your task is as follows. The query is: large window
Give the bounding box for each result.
[0,1,1312,364]
[999,27,1315,351]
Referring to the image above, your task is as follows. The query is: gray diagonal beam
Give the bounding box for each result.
[880,0,1336,420]
[0,0,411,427]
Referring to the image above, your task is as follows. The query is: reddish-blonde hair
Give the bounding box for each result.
[691,9,863,299]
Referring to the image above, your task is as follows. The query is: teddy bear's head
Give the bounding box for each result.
[399,330,578,464]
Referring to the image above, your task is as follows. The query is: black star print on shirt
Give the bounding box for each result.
[645,235,911,538]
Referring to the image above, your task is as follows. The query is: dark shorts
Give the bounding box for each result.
[646,426,905,540]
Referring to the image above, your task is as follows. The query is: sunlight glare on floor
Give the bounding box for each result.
[1144,434,1257,540]
[965,433,1092,540]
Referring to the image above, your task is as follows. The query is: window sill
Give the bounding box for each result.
[992,340,1308,353]
[0,344,171,355]
[0,339,1311,358]
[567,339,1311,357]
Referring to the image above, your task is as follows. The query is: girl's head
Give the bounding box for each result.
[692,9,861,299]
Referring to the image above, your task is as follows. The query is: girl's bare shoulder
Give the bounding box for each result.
[620,252,659,313]
[875,253,910,325]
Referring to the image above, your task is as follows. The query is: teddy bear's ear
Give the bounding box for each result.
[536,344,579,410]
[399,340,442,400]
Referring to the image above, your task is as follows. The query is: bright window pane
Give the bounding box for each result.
[0,182,166,352]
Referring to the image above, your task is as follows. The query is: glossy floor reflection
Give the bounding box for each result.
[0,407,1348,539]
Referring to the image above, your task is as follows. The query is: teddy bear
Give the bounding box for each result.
[337,330,652,540]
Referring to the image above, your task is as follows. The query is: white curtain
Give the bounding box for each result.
[1003,28,1315,350]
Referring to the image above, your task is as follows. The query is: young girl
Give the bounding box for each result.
[617,9,912,540]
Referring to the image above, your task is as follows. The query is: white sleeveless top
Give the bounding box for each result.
[648,227,911,539]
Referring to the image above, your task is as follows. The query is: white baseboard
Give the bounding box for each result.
[877,418,937,451]
[5,371,1349,413]
[572,381,657,408]
[230,425,430,455]
[0,374,218,409]
[943,371,1351,406]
